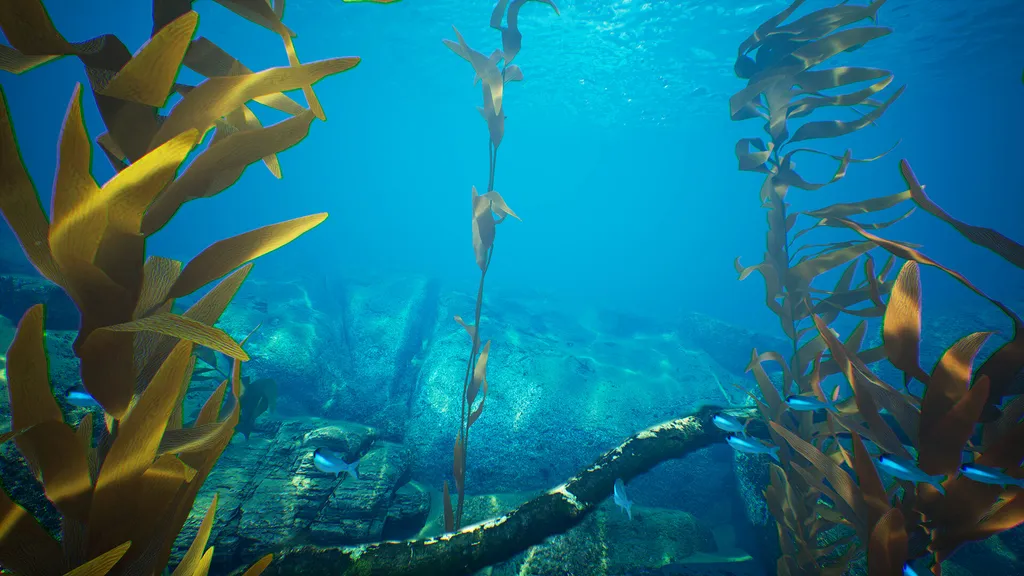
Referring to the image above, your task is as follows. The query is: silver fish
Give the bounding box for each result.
[313,449,360,479]
[876,454,946,495]
[613,477,633,520]
[712,413,746,434]
[959,463,1024,489]
[726,434,780,462]
[65,389,101,409]
[785,394,837,413]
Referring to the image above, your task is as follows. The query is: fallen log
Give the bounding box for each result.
[266,404,760,576]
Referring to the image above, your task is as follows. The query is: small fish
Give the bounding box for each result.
[65,389,101,409]
[712,413,747,435]
[876,454,947,495]
[613,478,633,520]
[903,563,920,576]
[959,463,1024,489]
[313,449,360,479]
[785,394,837,413]
[726,434,780,462]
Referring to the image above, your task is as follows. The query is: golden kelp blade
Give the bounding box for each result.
[281,33,325,120]
[151,58,359,150]
[7,305,63,430]
[0,486,64,574]
[62,542,132,576]
[442,480,455,533]
[142,111,316,235]
[0,87,63,284]
[166,212,329,299]
[0,44,61,73]
[866,507,908,576]
[87,341,194,556]
[882,261,926,384]
[99,313,249,361]
[214,0,294,37]
[240,554,274,576]
[471,187,495,271]
[98,12,198,107]
[170,494,218,576]
[901,159,1024,271]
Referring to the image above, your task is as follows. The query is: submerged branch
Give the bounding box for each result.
[268,405,754,576]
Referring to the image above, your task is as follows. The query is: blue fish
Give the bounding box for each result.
[959,463,1024,489]
[613,478,633,520]
[313,449,360,479]
[726,434,780,462]
[65,389,101,409]
[876,455,946,495]
[711,413,746,435]
[785,393,837,413]
[904,563,920,576]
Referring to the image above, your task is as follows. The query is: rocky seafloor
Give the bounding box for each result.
[1,266,1023,575]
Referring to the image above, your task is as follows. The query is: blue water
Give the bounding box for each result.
[4,0,1023,335]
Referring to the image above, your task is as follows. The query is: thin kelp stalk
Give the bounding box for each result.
[441,0,559,532]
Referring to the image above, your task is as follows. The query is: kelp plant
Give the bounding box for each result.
[439,0,558,532]
[731,0,1024,574]
[0,0,395,574]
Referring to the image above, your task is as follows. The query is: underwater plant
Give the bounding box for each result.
[0,0,397,573]
[731,1,1024,574]
[439,0,558,532]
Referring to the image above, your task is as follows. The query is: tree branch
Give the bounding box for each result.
[266,405,759,576]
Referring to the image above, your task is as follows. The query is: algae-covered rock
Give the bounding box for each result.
[170,419,421,573]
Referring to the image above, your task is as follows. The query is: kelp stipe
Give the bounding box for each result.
[440,0,558,532]
[0,0,398,573]
[731,1,1024,574]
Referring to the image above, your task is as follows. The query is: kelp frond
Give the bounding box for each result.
[0,0,397,573]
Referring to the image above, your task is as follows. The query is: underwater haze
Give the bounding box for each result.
[2,0,1024,575]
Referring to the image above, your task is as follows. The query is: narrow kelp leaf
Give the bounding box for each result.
[0,87,64,284]
[171,494,217,576]
[213,0,294,37]
[0,44,61,73]
[467,379,489,429]
[883,261,928,385]
[157,421,230,456]
[916,375,990,495]
[849,432,888,529]
[803,190,912,220]
[454,315,477,341]
[87,341,193,556]
[921,332,993,434]
[830,215,1024,421]
[467,340,491,406]
[99,313,248,361]
[0,0,76,54]
[746,349,786,417]
[240,554,274,576]
[0,485,64,574]
[867,507,908,576]
[97,11,198,107]
[442,480,455,533]
[220,104,284,178]
[150,58,359,150]
[281,33,325,121]
[134,257,184,320]
[769,422,866,536]
[194,546,215,576]
[471,187,496,271]
[166,213,328,299]
[789,86,905,144]
[7,305,63,430]
[483,190,519,221]
[490,0,560,66]
[788,241,876,289]
[813,313,913,457]
[48,84,106,280]
[62,541,131,576]
[443,26,504,114]
[478,83,505,149]
[17,421,94,525]
[901,160,1024,271]
[142,111,316,234]
[182,37,307,117]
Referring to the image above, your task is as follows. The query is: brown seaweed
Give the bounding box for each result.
[439,1,555,532]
